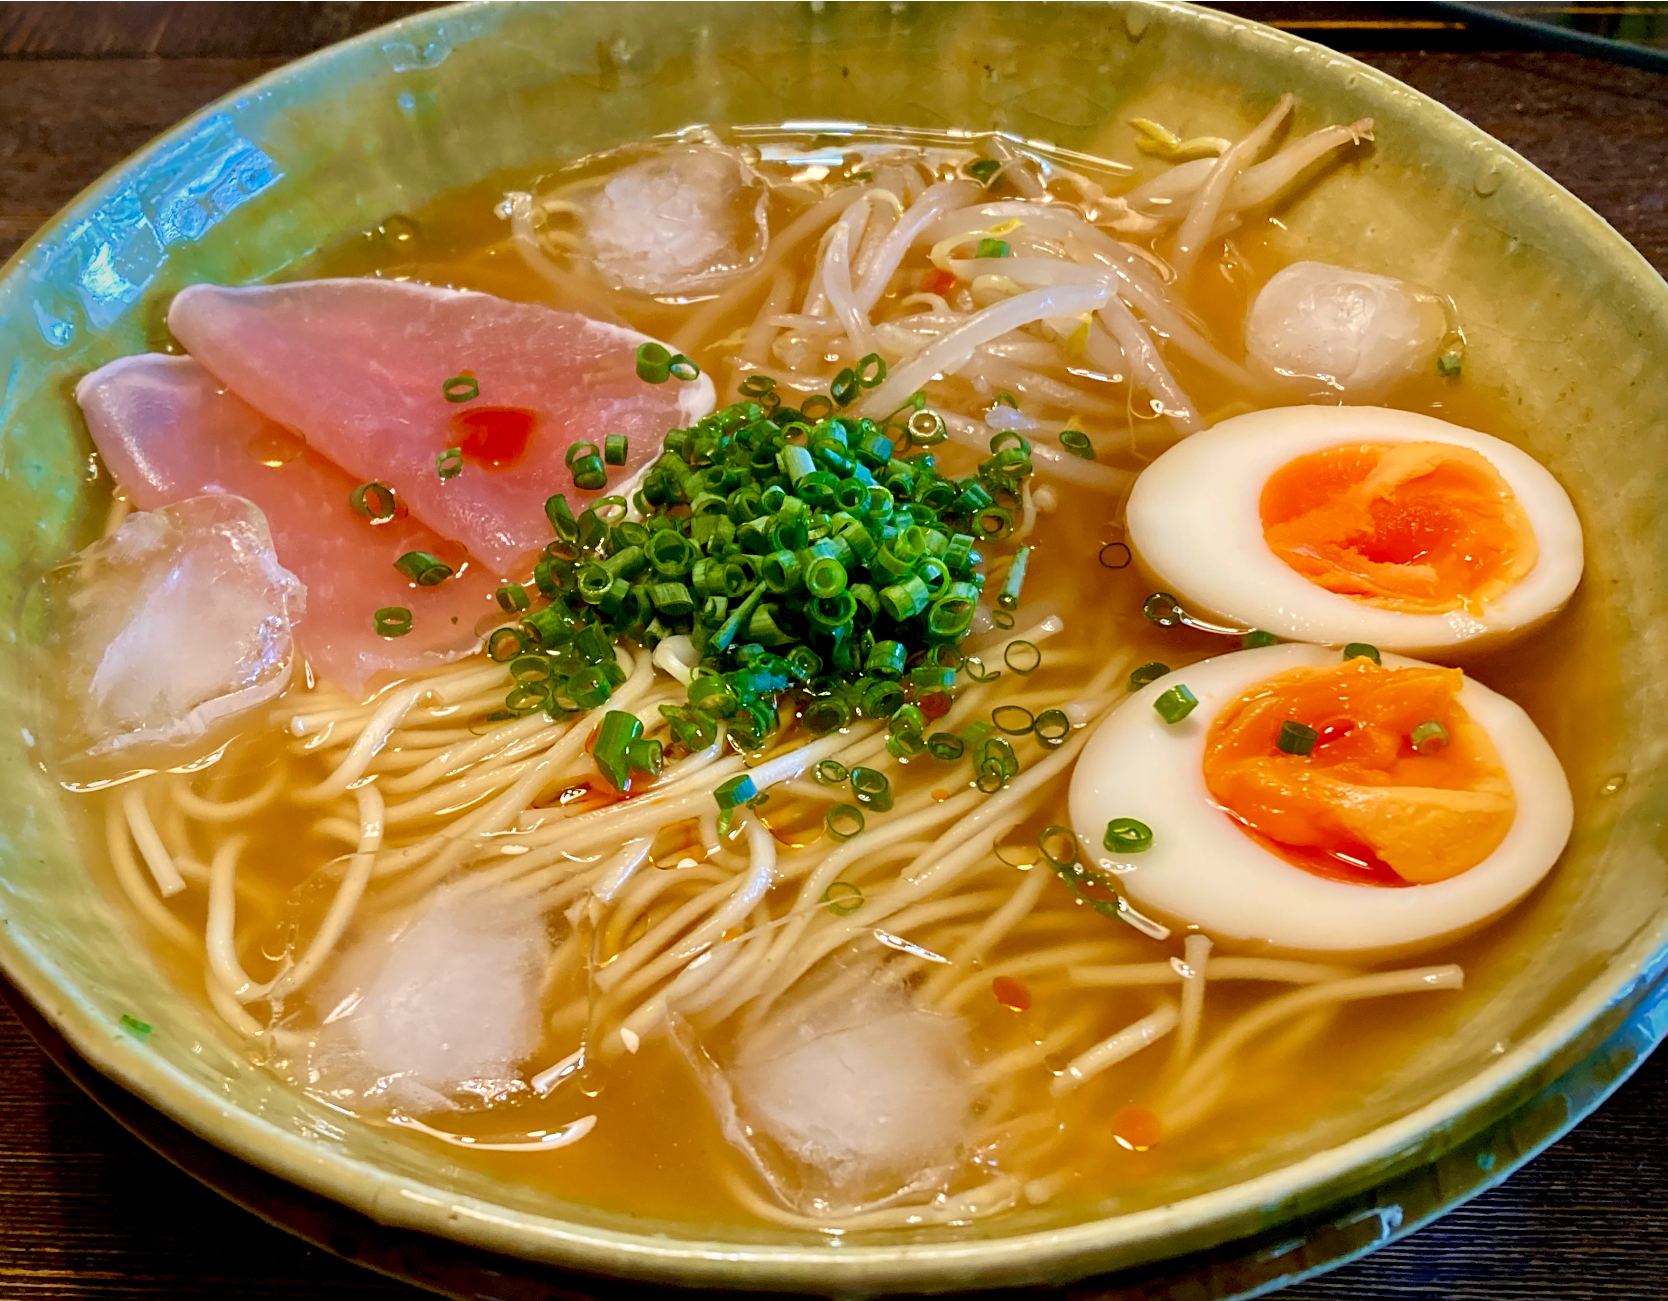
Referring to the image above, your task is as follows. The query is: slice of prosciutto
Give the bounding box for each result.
[168,279,716,574]
[78,354,501,696]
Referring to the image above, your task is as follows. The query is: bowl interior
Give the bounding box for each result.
[2,1,1667,1290]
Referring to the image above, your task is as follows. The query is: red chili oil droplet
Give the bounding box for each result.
[1314,717,1356,748]
[991,976,1032,1011]
[450,406,537,467]
[920,268,957,296]
[1111,1105,1162,1152]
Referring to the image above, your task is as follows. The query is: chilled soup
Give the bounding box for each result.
[53,111,1610,1232]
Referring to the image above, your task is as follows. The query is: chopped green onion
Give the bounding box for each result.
[822,880,864,914]
[442,373,479,403]
[1098,542,1132,570]
[1438,352,1463,377]
[350,481,398,522]
[636,341,672,383]
[436,447,464,480]
[1004,640,1041,674]
[907,409,948,446]
[496,583,530,613]
[1277,720,1318,755]
[1128,662,1170,691]
[1059,428,1095,460]
[856,353,887,388]
[850,766,892,812]
[967,158,1001,183]
[992,704,1034,735]
[605,433,629,465]
[669,354,701,382]
[740,374,776,397]
[825,803,865,842]
[964,655,1001,683]
[927,732,966,761]
[373,606,413,637]
[1103,817,1153,854]
[119,1013,153,1037]
[815,759,849,785]
[1154,684,1198,724]
[997,547,1030,611]
[1038,825,1079,867]
[593,709,643,791]
[976,237,1011,259]
[1411,719,1450,753]
[1344,642,1382,665]
[394,550,454,586]
[714,773,759,810]
[1034,708,1071,748]
[1142,591,1184,628]
[1242,629,1280,648]
[486,627,528,662]
[571,454,607,491]
[625,737,663,778]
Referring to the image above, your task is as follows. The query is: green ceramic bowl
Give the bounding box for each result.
[3,2,1666,1293]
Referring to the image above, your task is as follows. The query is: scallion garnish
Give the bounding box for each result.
[1410,719,1450,753]
[636,342,672,383]
[1143,592,1184,628]
[593,709,644,791]
[714,773,758,811]
[927,731,966,761]
[604,433,628,465]
[1242,629,1280,648]
[1103,817,1153,854]
[496,583,530,613]
[436,447,464,480]
[1059,428,1095,459]
[1438,352,1463,377]
[1128,661,1170,691]
[1344,642,1382,665]
[1277,720,1318,755]
[992,704,1035,735]
[815,759,849,785]
[997,546,1030,611]
[1034,708,1071,748]
[976,237,1012,259]
[119,1013,152,1037]
[966,158,1001,183]
[373,606,413,637]
[350,481,398,523]
[442,373,479,403]
[394,550,454,586]
[822,881,864,915]
[1004,639,1041,674]
[1154,684,1198,724]
[1038,825,1080,867]
[850,766,893,812]
[825,804,865,842]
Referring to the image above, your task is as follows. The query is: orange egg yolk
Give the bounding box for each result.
[1259,441,1537,614]
[1202,658,1515,886]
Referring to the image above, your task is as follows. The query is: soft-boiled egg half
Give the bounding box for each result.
[1068,643,1571,958]
[1125,406,1584,657]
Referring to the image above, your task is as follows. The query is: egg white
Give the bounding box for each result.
[1125,406,1584,658]
[1067,643,1572,959]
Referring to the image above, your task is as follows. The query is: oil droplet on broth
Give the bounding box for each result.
[248,428,305,467]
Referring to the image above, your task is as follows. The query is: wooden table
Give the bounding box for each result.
[2,3,1665,1297]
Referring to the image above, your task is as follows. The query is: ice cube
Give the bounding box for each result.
[679,964,976,1216]
[54,494,304,761]
[1244,260,1443,400]
[302,882,552,1115]
[581,145,768,296]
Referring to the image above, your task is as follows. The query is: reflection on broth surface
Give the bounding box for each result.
[56,116,1608,1232]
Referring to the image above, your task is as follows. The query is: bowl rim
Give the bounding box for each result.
[3,0,1668,1290]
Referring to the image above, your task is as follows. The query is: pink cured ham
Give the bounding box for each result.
[168,279,716,574]
[77,354,501,696]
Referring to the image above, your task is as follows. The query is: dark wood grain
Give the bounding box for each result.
[1,3,1665,1298]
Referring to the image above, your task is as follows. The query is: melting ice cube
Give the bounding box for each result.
[55,494,304,761]
[680,964,976,1216]
[581,145,769,296]
[301,882,553,1116]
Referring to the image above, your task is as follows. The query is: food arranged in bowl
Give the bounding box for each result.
[42,91,1594,1237]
